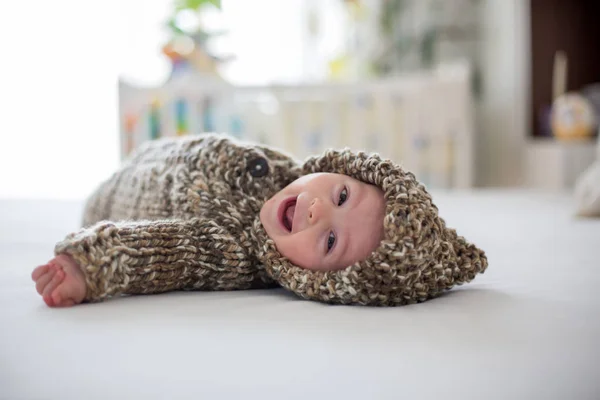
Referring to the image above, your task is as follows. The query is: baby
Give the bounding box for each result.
[32,133,488,307]
[33,173,386,306]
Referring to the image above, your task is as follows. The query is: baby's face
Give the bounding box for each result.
[260,173,385,271]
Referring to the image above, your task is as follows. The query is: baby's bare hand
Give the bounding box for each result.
[31,254,86,307]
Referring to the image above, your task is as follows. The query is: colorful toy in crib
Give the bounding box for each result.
[175,99,189,135]
[149,99,162,140]
[124,114,138,155]
[201,97,216,132]
[162,0,230,80]
[162,37,224,80]
[132,95,245,144]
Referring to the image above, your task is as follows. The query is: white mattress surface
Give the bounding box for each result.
[1,190,599,400]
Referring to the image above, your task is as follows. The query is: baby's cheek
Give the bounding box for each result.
[274,237,291,256]
[276,238,299,262]
[265,193,279,213]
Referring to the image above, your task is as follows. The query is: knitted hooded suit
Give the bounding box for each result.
[55,133,488,306]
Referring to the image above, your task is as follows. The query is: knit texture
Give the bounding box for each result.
[251,149,488,306]
[55,133,488,305]
[55,134,302,301]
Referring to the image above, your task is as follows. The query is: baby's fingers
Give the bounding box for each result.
[31,264,50,281]
[51,290,77,308]
[35,269,56,295]
[56,298,75,307]
[42,268,65,300]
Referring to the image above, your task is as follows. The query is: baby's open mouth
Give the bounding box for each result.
[280,198,297,232]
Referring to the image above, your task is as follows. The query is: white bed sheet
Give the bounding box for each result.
[1,190,599,400]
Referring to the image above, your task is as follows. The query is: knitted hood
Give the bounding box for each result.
[252,148,488,306]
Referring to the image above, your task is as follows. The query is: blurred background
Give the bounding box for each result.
[0,0,598,200]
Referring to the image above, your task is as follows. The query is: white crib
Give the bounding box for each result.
[118,61,475,189]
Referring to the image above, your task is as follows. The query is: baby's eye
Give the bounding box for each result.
[327,231,336,252]
[338,187,348,206]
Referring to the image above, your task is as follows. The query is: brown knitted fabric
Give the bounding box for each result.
[55,134,302,302]
[55,133,488,305]
[250,149,488,306]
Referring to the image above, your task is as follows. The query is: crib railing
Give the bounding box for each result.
[118,61,475,188]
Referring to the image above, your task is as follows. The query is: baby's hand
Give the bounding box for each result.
[31,254,86,307]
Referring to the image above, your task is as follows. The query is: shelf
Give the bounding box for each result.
[525,138,597,189]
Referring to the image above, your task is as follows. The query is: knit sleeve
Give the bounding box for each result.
[54,218,265,302]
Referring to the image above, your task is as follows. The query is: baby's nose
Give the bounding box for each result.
[308,198,326,224]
